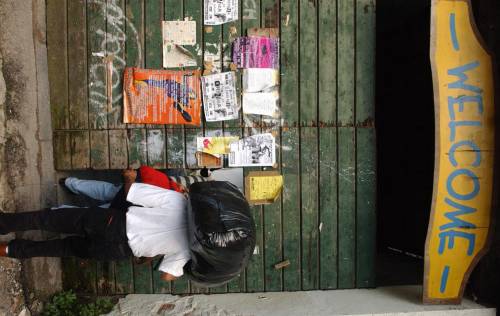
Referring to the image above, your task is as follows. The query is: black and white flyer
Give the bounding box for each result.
[204,0,239,25]
[201,71,239,122]
[229,133,276,167]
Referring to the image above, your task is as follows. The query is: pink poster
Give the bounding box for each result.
[232,37,279,69]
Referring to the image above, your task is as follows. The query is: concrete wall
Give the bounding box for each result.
[0,0,61,314]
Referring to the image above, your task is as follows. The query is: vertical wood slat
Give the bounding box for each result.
[109,129,129,169]
[71,131,90,169]
[54,132,72,170]
[282,127,301,290]
[127,128,147,168]
[97,261,115,295]
[300,127,319,290]
[147,129,166,168]
[318,0,337,125]
[280,0,299,126]
[125,0,145,129]
[106,0,126,129]
[337,127,356,289]
[68,0,88,130]
[115,258,134,294]
[355,0,376,289]
[263,127,282,292]
[319,127,338,289]
[47,0,69,130]
[299,0,318,125]
[90,130,110,169]
[88,0,108,129]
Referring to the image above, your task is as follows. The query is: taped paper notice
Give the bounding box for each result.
[245,171,283,205]
[197,136,240,155]
[233,37,280,69]
[243,68,279,92]
[229,133,276,167]
[243,92,279,117]
[204,0,239,25]
[123,67,202,125]
[201,72,239,122]
[162,21,197,68]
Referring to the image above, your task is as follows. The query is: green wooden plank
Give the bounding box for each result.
[221,2,242,129]
[54,131,72,170]
[262,0,280,27]
[338,0,355,126]
[185,128,204,169]
[184,0,203,69]
[355,0,376,289]
[88,0,108,129]
[356,128,376,288]
[280,0,299,126]
[263,128,282,292]
[338,127,356,289]
[125,0,144,68]
[190,282,209,294]
[74,259,97,294]
[318,0,337,125]
[355,0,375,126]
[244,128,265,292]
[165,0,182,20]
[133,261,153,294]
[115,258,134,294]
[47,0,69,130]
[224,127,246,293]
[68,0,88,130]
[319,127,338,289]
[166,127,185,168]
[125,0,145,129]
[61,258,78,291]
[145,0,163,68]
[147,129,167,168]
[109,129,129,169]
[171,277,190,295]
[299,0,318,125]
[106,0,127,129]
[153,266,171,294]
[127,129,147,168]
[90,130,110,169]
[203,20,223,130]
[71,131,90,169]
[282,127,301,290]
[97,261,115,295]
[301,127,319,290]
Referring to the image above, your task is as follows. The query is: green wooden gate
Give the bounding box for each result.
[47,0,376,294]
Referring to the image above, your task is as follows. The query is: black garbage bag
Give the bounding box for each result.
[184,181,255,287]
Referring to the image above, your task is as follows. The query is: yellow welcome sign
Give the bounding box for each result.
[425,0,495,304]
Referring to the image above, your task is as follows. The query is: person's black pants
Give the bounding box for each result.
[0,207,133,260]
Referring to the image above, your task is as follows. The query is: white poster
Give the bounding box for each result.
[162,21,197,68]
[204,0,239,25]
[243,91,279,117]
[243,68,279,92]
[201,72,239,121]
[229,133,276,167]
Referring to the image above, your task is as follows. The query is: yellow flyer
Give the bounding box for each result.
[197,136,239,155]
[245,171,283,205]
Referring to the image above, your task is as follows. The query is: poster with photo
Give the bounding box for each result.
[201,72,239,122]
[229,133,276,167]
[204,0,239,25]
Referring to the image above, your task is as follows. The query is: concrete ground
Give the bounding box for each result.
[105,286,495,316]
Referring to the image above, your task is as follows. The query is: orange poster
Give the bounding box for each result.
[123,67,202,125]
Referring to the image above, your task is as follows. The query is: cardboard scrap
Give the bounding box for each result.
[196,151,223,168]
[247,27,279,38]
[123,67,202,125]
[274,260,291,270]
[197,136,239,155]
[162,21,197,68]
[204,0,239,25]
[245,170,283,205]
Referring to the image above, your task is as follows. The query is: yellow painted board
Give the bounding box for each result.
[425,0,495,304]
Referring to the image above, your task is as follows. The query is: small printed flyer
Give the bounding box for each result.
[229,133,276,167]
[204,0,239,25]
[201,72,239,122]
